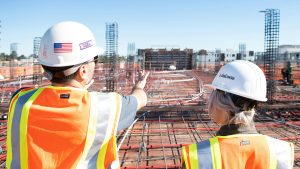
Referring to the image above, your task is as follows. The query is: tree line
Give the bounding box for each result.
[0,51,28,61]
[0,52,127,63]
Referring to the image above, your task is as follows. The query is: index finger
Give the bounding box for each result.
[144,71,150,80]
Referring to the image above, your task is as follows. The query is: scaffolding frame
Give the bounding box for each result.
[261,9,280,103]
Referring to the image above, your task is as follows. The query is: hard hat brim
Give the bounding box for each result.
[212,84,268,102]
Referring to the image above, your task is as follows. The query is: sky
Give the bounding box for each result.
[1,0,300,56]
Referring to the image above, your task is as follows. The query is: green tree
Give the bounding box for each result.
[10,51,18,60]
[18,55,27,60]
[0,53,6,61]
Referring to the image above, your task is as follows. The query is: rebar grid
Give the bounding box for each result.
[0,65,299,168]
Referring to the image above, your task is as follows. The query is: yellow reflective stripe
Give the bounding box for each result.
[181,146,190,169]
[290,143,295,167]
[113,93,122,135]
[269,152,277,169]
[109,93,122,166]
[97,93,121,168]
[7,89,33,169]
[189,144,199,169]
[76,92,98,169]
[209,137,222,169]
[6,95,20,168]
[97,140,109,168]
[19,88,44,169]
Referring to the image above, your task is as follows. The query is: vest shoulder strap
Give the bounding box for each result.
[76,92,122,169]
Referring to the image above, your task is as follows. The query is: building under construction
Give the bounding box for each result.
[139,48,193,71]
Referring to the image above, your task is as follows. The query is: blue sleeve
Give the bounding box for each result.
[117,95,138,132]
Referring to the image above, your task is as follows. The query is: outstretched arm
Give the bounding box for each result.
[131,71,149,110]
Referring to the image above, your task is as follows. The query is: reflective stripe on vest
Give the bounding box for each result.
[182,138,221,169]
[6,88,21,169]
[7,88,42,169]
[7,87,122,169]
[76,92,122,169]
[182,134,294,169]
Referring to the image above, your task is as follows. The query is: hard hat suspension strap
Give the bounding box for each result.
[41,64,81,83]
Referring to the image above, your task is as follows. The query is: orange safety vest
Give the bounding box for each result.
[7,86,122,169]
[182,134,294,169]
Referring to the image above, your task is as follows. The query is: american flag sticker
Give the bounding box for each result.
[54,43,72,53]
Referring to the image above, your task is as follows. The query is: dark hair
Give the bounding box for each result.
[41,65,79,83]
[226,92,257,111]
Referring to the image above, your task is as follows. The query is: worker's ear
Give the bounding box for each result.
[77,64,89,81]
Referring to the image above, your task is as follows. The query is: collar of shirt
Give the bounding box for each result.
[216,122,258,136]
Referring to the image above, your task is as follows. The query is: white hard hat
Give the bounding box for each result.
[212,60,267,102]
[38,21,103,67]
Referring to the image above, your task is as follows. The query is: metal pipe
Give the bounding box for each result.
[117,111,148,151]
[120,164,181,169]
[120,143,189,150]
[158,115,168,168]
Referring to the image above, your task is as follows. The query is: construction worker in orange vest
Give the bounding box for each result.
[7,21,149,169]
[182,60,294,169]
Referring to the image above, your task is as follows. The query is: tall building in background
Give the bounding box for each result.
[33,37,42,57]
[105,22,118,56]
[139,48,193,70]
[127,42,135,56]
[239,43,246,60]
[10,43,20,55]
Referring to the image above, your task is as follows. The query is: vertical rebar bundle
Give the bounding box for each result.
[214,49,222,73]
[239,43,246,60]
[105,56,116,92]
[261,9,280,103]
[105,22,119,92]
